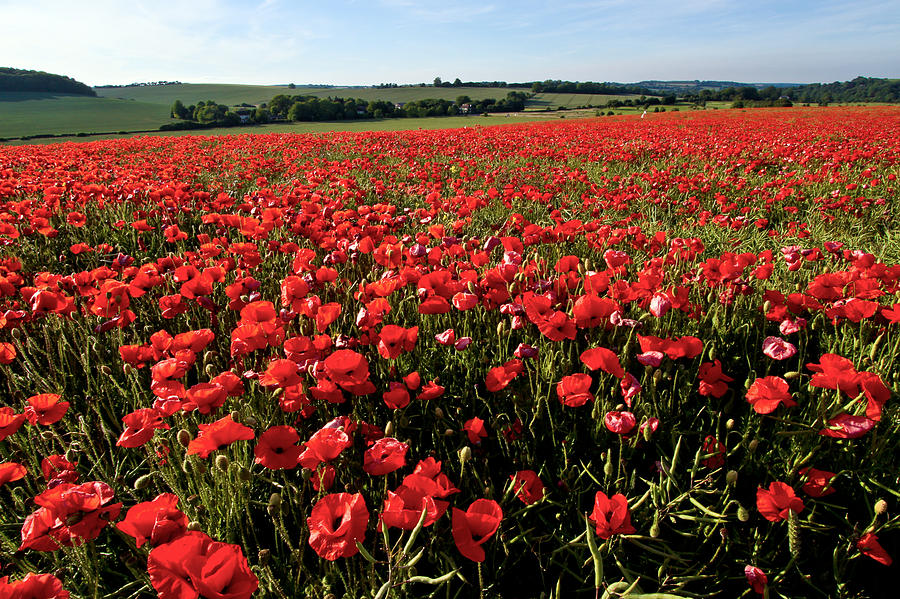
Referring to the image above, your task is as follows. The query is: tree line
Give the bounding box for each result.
[681,77,900,105]
[0,67,96,96]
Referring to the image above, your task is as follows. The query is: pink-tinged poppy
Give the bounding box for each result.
[744,565,767,595]
[116,493,187,548]
[186,415,255,458]
[0,407,26,440]
[463,417,488,444]
[649,293,672,318]
[510,470,545,505]
[745,376,796,414]
[0,573,70,598]
[485,359,523,392]
[819,413,875,439]
[254,425,301,470]
[435,328,456,346]
[756,481,804,522]
[514,343,539,359]
[557,373,594,407]
[762,336,797,360]
[580,347,625,378]
[24,394,69,425]
[589,492,636,539]
[620,373,641,406]
[636,351,664,367]
[363,437,408,475]
[148,531,258,598]
[858,532,893,566]
[0,462,27,487]
[116,408,170,448]
[452,499,502,562]
[799,467,837,497]
[604,411,636,435]
[299,427,352,470]
[307,493,369,560]
[637,335,703,360]
[698,360,733,398]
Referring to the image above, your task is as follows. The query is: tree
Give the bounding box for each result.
[456,95,471,105]
[433,77,442,87]
[170,100,189,120]
[453,78,462,87]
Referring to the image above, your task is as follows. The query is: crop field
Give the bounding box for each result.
[0,94,171,139]
[527,92,648,109]
[0,107,898,599]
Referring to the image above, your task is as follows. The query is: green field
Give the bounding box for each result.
[2,83,655,140]
[0,93,170,138]
[2,113,564,146]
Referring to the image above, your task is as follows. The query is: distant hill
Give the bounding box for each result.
[0,68,96,96]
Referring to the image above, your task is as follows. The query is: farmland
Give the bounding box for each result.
[0,107,898,599]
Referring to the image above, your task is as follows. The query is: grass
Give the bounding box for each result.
[527,92,648,109]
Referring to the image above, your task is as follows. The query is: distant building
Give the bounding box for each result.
[460,103,472,114]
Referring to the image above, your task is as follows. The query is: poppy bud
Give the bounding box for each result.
[603,451,614,478]
[725,418,735,430]
[258,549,271,567]
[10,327,22,340]
[875,499,888,515]
[762,300,772,314]
[642,425,653,442]
[134,474,154,490]
[783,371,800,379]
[434,407,444,419]
[737,506,750,521]
[269,493,282,507]
[384,421,394,437]
[237,466,252,481]
[100,365,112,376]
[123,363,134,376]
[267,504,280,517]
[205,364,216,377]
[301,468,312,481]
[64,449,78,462]
[444,428,454,436]
[230,410,241,422]
[497,321,506,336]
[459,446,472,464]
[91,339,99,352]
[42,430,55,440]
[177,429,191,447]
[187,521,203,531]
[215,455,230,471]
[244,415,258,427]
[788,512,801,557]
[649,512,660,538]
[726,470,739,486]
[748,439,758,453]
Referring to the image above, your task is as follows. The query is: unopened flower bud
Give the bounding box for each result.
[237,466,252,481]
[459,446,472,464]
[100,365,112,376]
[187,521,203,532]
[875,499,888,515]
[177,429,192,448]
[64,449,78,463]
[726,470,739,486]
[123,363,134,376]
[258,549,270,567]
[384,421,394,437]
[434,407,444,420]
[444,428,455,436]
[748,439,758,453]
[215,455,230,471]
[10,328,22,341]
[737,506,750,522]
[725,418,735,430]
[134,474,153,490]
[230,410,241,422]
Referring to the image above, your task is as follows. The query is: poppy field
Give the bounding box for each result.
[0,106,899,599]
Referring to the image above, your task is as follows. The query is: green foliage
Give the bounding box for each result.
[0,67,96,96]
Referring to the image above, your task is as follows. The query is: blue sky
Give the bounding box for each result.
[1,0,898,86]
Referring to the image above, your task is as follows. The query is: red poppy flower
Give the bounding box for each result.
[744,565,767,595]
[799,467,837,497]
[745,376,795,414]
[0,573,70,598]
[806,353,860,396]
[463,417,488,444]
[637,335,703,360]
[700,436,726,468]
[858,532,893,566]
[510,470,545,505]
[315,302,342,333]
[116,493,187,548]
[186,415,255,459]
[697,360,733,398]
[24,394,69,425]
[148,531,258,599]
[416,380,445,400]
[589,491,636,539]
[311,463,336,492]
[383,382,411,409]
[485,359,523,392]
[20,481,121,551]
[403,458,459,499]
[307,493,369,560]
[0,342,17,364]
[381,485,446,530]
[452,292,478,311]
[258,358,301,389]
[0,407,26,440]
[557,373,594,407]
[573,295,619,329]
[41,455,77,483]
[254,425,301,470]
[324,349,371,391]
[451,499,502,562]
[377,324,418,359]
[580,347,624,378]
[0,462,26,487]
[819,413,875,438]
[756,481,804,522]
[116,408,170,448]
[299,426,352,470]
[363,437,408,475]
[604,411,636,435]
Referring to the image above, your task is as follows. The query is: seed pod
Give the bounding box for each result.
[258,549,271,567]
[725,418,735,430]
[649,512,660,538]
[269,493,282,507]
[230,410,241,422]
[244,416,258,427]
[603,450,614,478]
[748,439,759,453]
[444,428,455,436]
[434,407,444,420]
[177,429,192,448]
